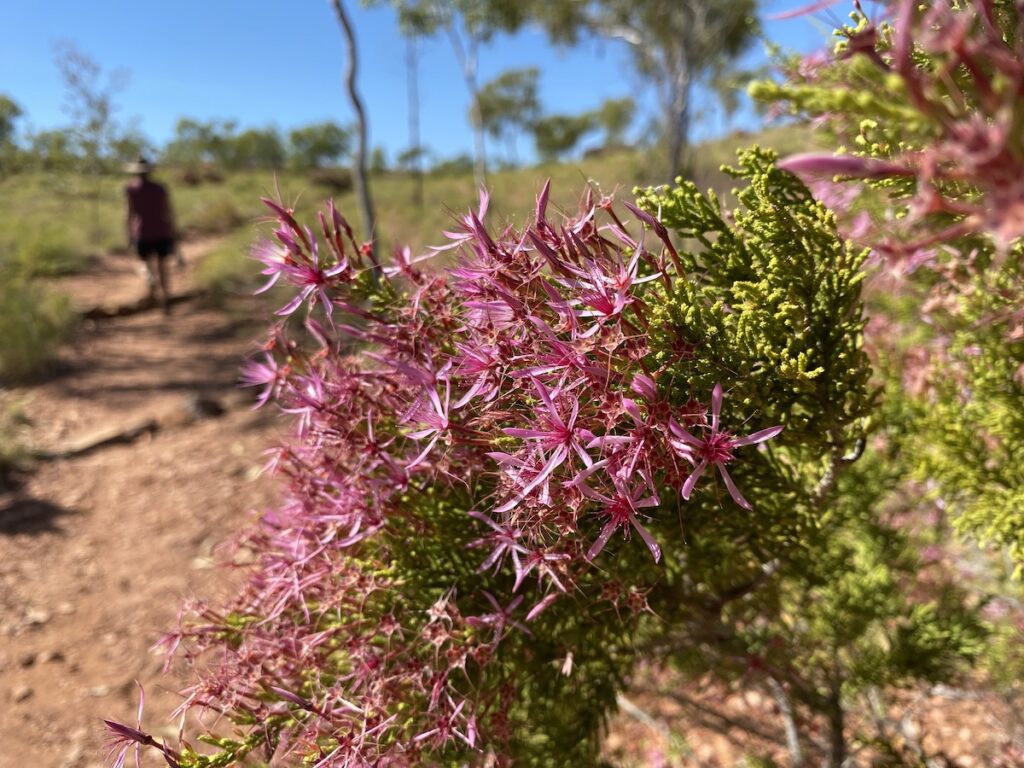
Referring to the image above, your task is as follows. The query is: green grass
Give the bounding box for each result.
[0,275,75,383]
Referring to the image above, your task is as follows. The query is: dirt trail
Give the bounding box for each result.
[0,240,280,767]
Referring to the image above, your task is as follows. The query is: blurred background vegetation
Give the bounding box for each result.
[0,4,808,384]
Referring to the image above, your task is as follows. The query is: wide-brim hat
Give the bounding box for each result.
[124,155,153,174]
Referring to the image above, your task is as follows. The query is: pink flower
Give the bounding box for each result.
[581,470,662,563]
[497,377,593,511]
[239,352,284,408]
[669,384,783,510]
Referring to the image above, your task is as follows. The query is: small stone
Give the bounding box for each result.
[18,651,36,667]
[88,684,111,697]
[38,649,65,664]
[56,601,75,616]
[12,684,33,702]
[26,608,51,626]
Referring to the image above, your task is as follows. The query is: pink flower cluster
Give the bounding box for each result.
[114,185,782,765]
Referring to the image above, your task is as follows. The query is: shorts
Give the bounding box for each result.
[135,238,175,259]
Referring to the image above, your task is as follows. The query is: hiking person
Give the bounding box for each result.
[124,156,178,314]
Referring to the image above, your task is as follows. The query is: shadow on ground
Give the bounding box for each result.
[0,496,75,535]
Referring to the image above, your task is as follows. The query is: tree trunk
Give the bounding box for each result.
[768,677,804,768]
[329,0,380,274]
[445,21,486,188]
[406,35,424,209]
[666,66,691,183]
[826,682,846,768]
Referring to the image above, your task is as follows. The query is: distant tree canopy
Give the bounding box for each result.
[159,118,348,171]
[163,118,239,167]
[594,96,635,147]
[232,127,287,170]
[477,67,541,163]
[288,121,352,170]
[370,0,540,184]
[531,0,758,179]
[52,40,128,176]
[26,129,75,171]
[107,124,153,162]
[532,112,597,162]
[0,95,23,147]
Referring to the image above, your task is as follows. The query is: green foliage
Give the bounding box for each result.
[164,118,241,168]
[0,393,32,479]
[182,195,246,236]
[913,248,1024,570]
[287,121,352,171]
[532,113,597,161]
[477,67,541,163]
[1,225,86,278]
[637,148,873,446]
[0,273,74,383]
[752,5,1024,579]
[594,96,635,147]
[194,227,259,299]
[52,39,127,176]
[231,127,286,170]
[0,94,22,146]
[532,0,759,175]
[629,150,983,760]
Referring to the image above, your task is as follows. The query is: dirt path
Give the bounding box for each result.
[0,240,281,767]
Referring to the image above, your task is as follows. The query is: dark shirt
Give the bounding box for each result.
[126,178,175,242]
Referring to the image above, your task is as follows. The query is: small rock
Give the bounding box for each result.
[88,684,111,697]
[12,684,33,702]
[18,651,36,667]
[743,690,763,708]
[56,601,75,616]
[26,608,51,626]
[38,649,65,664]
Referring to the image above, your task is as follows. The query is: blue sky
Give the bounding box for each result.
[1,1,834,163]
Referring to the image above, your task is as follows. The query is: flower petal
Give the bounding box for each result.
[629,512,662,563]
[732,425,784,448]
[681,460,708,500]
[718,463,752,511]
[586,521,618,561]
[711,383,723,431]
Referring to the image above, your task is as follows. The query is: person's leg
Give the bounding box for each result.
[156,255,172,314]
[136,241,157,303]
[144,255,159,304]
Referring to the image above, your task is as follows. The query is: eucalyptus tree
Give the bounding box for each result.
[370,0,532,186]
[534,0,759,180]
[477,67,541,165]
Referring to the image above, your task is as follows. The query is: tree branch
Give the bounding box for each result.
[329,0,381,276]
